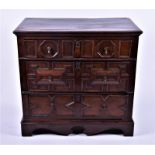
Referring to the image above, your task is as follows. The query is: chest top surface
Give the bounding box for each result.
[13,18,142,34]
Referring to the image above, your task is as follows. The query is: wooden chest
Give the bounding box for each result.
[13,18,142,136]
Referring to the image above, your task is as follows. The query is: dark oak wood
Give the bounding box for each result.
[13,18,142,33]
[19,38,136,59]
[14,18,142,136]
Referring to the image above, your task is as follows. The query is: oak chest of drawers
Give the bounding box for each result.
[14,18,142,136]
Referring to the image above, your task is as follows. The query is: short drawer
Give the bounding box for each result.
[81,61,136,92]
[80,39,133,59]
[22,94,132,120]
[25,61,75,92]
[21,39,76,58]
[20,38,135,59]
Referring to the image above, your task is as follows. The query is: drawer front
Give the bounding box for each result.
[81,61,135,92]
[21,39,134,59]
[81,94,130,119]
[26,61,75,92]
[27,94,76,118]
[81,39,133,58]
[22,39,75,58]
[23,61,135,93]
[23,94,130,120]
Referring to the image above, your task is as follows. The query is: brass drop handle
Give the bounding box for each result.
[47,46,51,54]
[46,46,59,58]
[97,47,109,58]
[104,47,108,55]
[65,101,75,108]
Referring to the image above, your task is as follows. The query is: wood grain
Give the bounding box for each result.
[14,18,142,136]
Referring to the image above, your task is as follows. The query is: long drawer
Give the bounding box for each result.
[20,60,136,92]
[22,93,133,120]
[19,38,137,59]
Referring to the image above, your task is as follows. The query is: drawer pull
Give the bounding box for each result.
[65,101,75,108]
[97,47,111,58]
[104,47,108,55]
[47,46,59,58]
[47,46,51,54]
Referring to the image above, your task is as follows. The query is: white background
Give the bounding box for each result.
[0,10,155,145]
